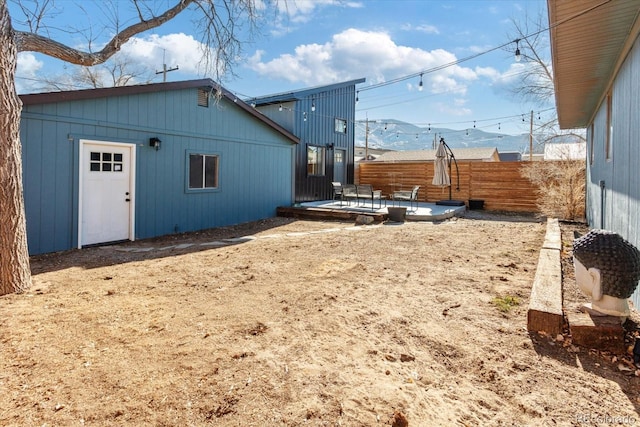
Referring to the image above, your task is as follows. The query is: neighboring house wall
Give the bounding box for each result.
[255,79,364,202]
[586,34,640,309]
[20,82,296,255]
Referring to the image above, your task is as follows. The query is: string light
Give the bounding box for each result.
[311,99,316,112]
[279,104,283,112]
[418,73,423,91]
[514,39,521,62]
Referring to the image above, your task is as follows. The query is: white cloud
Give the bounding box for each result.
[16,53,44,93]
[271,0,363,32]
[248,28,481,95]
[401,23,440,35]
[121,33,212,75]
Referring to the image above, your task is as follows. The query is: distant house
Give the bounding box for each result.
[354,146,393,162]
[548,0,640,308]
[498,151,522,162]
[373,147,500,163]
[250,78,365,202]
[19,79,299,255]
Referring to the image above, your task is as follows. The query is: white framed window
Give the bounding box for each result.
[307,145,325,176]
[188,153,218,189]
[334,118,347,134]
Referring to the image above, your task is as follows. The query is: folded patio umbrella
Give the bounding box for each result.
[432,140,450,188]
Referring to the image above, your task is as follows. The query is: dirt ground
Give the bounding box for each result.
[1,211,639,426]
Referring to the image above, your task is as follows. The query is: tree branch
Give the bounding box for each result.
[14,0,194,66]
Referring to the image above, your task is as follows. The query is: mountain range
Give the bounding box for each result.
[355,119,536,154]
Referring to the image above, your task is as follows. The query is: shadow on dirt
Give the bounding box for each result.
[29,217,302,275]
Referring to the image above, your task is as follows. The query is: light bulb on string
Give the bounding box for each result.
[473,120,476,128]
[311,100,316,112]
[279,104,283,112]
[514,39,521,62]
[355,91,359,104]
[303,112,307,122]
[418,73,423,92]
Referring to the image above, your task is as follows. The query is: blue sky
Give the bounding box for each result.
[13,0,550,136]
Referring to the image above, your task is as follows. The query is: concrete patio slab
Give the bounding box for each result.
[294,200,466,221]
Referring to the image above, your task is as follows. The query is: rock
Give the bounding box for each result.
[618,363,632,372]
[355,215,374,225]
[391,410,409,427]
[400,354,415,362]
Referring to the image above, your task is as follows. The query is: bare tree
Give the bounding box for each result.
[41,53,156,91]
[0,0,270,296]
[507,10,586,149]
[520,155,585,221]
[506,10,586,221]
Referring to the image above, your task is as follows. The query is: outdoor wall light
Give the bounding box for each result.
[328,143,334,150]
[149,137,161,151]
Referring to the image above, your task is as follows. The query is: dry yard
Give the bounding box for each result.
[1,211,639,426]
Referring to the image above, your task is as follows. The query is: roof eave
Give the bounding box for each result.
[19,79,299,145]
[548,0,640,129]
[250,78,366,105]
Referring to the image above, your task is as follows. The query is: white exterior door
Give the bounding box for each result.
[80,140,135,247]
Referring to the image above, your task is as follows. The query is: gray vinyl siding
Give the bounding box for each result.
[20,86,295,255]
[586,33,640,308]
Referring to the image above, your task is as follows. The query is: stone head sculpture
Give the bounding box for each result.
[573,230,640,317]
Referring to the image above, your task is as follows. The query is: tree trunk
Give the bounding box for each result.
[0,1,32,295]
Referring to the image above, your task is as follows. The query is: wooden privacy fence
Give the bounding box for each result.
[356,161,541,212]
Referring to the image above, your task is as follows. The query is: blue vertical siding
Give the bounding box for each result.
[586,34,640,309]
[20,85,295,255]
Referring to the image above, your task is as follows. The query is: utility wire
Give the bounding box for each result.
[357,0,613,93]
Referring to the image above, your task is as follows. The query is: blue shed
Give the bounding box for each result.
[19,79,299,255]
[548,0,640,308]
[249,78,365,202]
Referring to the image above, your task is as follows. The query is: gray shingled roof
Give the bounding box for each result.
[373,147,499,162]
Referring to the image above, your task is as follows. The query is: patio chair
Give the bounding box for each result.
[331,182,343,205]
[341,184,358,205]
[392,185,420,211]
[356,184,383,211]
